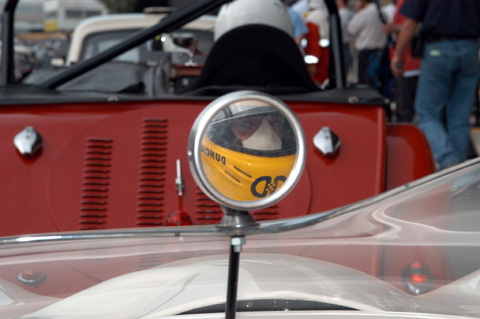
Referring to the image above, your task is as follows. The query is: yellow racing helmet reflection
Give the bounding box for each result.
[201,135,296,201]
[200,99,298,202]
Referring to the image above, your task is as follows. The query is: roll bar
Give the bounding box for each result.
[1,0,19,85]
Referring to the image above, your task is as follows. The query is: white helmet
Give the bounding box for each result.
[214,0,294,41]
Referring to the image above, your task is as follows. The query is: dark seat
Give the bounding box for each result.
[182,24,319,96]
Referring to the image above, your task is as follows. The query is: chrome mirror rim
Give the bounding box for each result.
[187,90,306,211]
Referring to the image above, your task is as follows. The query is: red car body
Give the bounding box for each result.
[0,94,434,236]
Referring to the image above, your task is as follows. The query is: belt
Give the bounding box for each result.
[427,36,477,43]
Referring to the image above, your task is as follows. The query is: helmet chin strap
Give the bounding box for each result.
[242,117,282,151]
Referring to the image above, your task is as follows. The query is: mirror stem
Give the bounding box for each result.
[225,236,245,319]
[218,207,258,229]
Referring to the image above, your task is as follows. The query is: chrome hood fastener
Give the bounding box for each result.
[14,126,43,157]
[313,126,341,157]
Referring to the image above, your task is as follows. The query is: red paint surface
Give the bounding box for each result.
[0,100,431,237]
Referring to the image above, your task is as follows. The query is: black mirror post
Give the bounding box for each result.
[225,236,245,319]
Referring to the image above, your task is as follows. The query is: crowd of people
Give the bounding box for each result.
[285,0,480,171]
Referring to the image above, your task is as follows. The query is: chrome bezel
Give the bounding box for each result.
[187,90,306,211]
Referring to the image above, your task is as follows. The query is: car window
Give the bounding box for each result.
[80,28,214,65]
[81,30,141,63]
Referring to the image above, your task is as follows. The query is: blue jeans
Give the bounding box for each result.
[415,39,479,169]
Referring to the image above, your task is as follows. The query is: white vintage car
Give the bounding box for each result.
[25,8,216,92]
[66,9,216,66]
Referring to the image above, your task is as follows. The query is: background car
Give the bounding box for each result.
[32,37,70,69]
[24,8,215,93]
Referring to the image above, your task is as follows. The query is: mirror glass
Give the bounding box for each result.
[200,99,298,203]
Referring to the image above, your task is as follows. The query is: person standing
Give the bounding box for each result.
[382,0,419,122]
[382,0,396,24]
[336,0,354,77]
[347,0,388,89]
[305,0,330,42]
[284,0,309,47]
[304,0,330,85]
[292,0,309,18]
[391,0,480,170]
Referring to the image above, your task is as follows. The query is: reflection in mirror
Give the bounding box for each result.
[201,100,297,202]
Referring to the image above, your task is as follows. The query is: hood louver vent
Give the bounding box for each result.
[252,206,279,221]
[137,118,168,226]
[80,138,112,230]
[195,188,223,224]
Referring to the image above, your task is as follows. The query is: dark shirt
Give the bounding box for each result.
[400,0,480,39]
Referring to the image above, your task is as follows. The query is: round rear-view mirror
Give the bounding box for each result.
[188,91,306,213]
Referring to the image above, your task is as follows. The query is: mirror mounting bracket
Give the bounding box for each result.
[217,206,259,230]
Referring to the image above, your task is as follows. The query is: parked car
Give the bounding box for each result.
[0,0,434,240]
[65,9,215,66]
[32,37,70,69]
[25,9,215,92]
[0,89,479,318]
[0,43,36,80]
